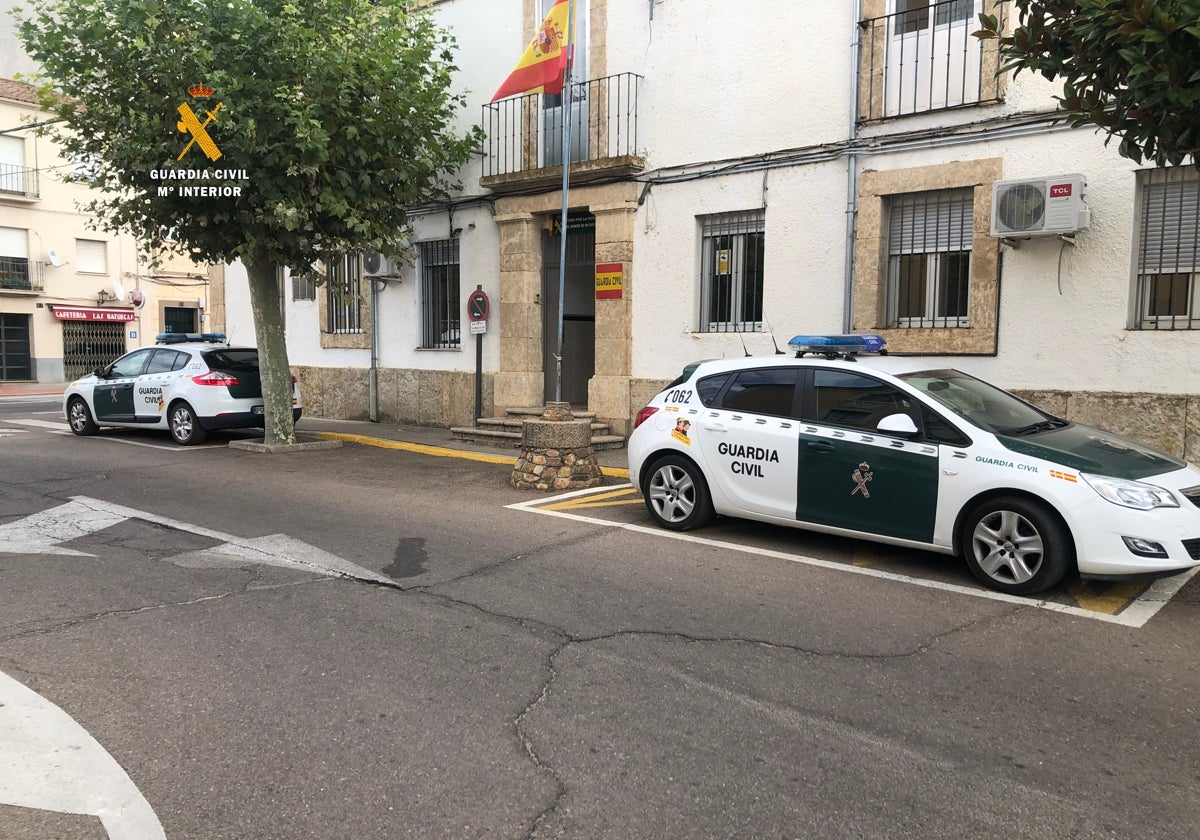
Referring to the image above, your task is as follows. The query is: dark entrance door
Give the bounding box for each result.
[164,306,198,334]
[542,212,596,406]
[0,313,32,380]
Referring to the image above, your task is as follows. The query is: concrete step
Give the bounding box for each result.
[452,407,627,451]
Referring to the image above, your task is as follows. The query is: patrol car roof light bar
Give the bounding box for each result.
[788,334,887,360]
[156,332,228,344]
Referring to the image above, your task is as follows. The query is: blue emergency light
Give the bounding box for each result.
[788,333,886,358]
[155,332,228,344]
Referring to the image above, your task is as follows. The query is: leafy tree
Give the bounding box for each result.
[18,0,480,444]
[975,0,1200,166]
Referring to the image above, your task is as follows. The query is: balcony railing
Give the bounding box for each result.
[481,72,642,184]
[0,258,45,293]
[0,164,40,199]
[858,0,1008,122]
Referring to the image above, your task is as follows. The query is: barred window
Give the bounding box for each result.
[292,265,316,301]
[699,210,765,333]
[419,239,460,349]
[1134,167,1200,330]
[326,254,363,333]
[886,188,972,328]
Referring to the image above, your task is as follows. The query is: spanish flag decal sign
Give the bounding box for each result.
[491,0,573,102]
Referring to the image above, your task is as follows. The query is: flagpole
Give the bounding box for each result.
[554,0,575,403]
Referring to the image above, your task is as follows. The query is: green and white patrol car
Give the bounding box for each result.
[63,333,301,446]
[626,334,1200,595]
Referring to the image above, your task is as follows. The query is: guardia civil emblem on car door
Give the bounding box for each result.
[851,462,873,498]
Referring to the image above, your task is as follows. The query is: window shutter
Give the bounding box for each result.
[889,189,973,255]
[0,226,28,258]
[1139,174,1200,274]
[76,239,108,273]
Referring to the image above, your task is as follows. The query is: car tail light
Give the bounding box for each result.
[192,371,240,386]
[633,405,658,429]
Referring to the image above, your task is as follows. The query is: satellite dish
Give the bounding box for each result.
[130,289,146,308]
[47,249,61,267]
[112,278,127,302]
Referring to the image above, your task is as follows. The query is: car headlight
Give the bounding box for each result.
[1081,473,1179,510]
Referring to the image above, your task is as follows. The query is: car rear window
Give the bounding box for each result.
[202,349,260,372]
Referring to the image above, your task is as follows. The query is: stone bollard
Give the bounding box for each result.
[510,401,604,491]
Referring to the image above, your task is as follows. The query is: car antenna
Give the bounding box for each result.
[738,331,751,358]
[763,319,786,355]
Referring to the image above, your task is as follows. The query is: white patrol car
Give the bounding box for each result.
[627,334,1200,596]
[63,333,302,445]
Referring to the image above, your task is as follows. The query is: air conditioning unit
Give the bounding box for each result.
[362,252,400,277]
[990,174,1090,238]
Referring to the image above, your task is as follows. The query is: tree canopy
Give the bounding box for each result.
[975,0,1200,166]
[19,0,480,444]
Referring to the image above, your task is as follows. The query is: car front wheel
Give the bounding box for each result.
[642,454,714,531]
[961,496,1073,595]
[67,397,99,436]
[169,401,208,445]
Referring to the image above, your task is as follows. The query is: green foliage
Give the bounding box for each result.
[975,0,1200,166]
[17,0,482,271]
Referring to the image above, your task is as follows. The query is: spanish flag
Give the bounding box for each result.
[491,0,573,102]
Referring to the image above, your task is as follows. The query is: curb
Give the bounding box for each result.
[310,431,631,479]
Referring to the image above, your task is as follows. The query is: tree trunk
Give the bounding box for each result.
[244,256,297,446]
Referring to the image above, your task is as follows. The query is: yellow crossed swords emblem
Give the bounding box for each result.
[176,101,223,162]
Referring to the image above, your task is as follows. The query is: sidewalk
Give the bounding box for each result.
[0,381,629,476]
[0,382,67,398]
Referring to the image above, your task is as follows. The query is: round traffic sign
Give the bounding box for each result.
[467,289,490,322]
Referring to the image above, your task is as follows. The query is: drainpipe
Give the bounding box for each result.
[843,0,863,333]
[369,273,379,422]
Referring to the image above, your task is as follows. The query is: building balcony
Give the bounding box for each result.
[0,258,45,293]
[858,0,1008,123]
[481,72,644,194]
[0,164,40,201]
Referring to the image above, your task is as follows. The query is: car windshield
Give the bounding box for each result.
[897,368,1065,436]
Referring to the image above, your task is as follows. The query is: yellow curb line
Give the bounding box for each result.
[309,431,630,479]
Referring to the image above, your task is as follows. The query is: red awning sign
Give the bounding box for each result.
[51,306,137,323]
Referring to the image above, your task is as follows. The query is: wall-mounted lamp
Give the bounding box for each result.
[96,289,116,305]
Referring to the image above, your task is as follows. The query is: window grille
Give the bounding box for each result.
[699,210,765,333]
[886,188,972,328]
[291,266,316,301]
[326,254,363,333]
[1134,167,1200,330]
[419,239,461,349]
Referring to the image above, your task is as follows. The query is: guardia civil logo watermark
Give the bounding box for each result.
[149,84,249,198]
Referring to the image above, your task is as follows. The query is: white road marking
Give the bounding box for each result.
[508,484,1193,629]
[0,499,128,556]
[0,496,397,584]
[6,418,69,430]
[0,428,28,437]
[0,670,165,840]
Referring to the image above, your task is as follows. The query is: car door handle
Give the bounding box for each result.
[702,422,727,432]
[806,441,836,453]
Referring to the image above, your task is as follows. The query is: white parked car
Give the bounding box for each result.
[627,334,1200,595]
[63,333,301,445]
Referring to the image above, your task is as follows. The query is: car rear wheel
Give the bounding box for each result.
[961,496,1072,595]
[169,401,208,445]
[67,397,99,436]
[642,454,714,531]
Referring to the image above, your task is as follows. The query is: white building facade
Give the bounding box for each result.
[230,0,1200,459]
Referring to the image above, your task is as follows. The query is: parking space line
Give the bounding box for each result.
[541,487,642,511]
[509,485,1191,628]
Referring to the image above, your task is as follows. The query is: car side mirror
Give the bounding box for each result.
[93,367,107,378]
[877,413,919,437]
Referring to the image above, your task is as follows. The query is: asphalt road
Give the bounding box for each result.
[1,400,1198,839]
